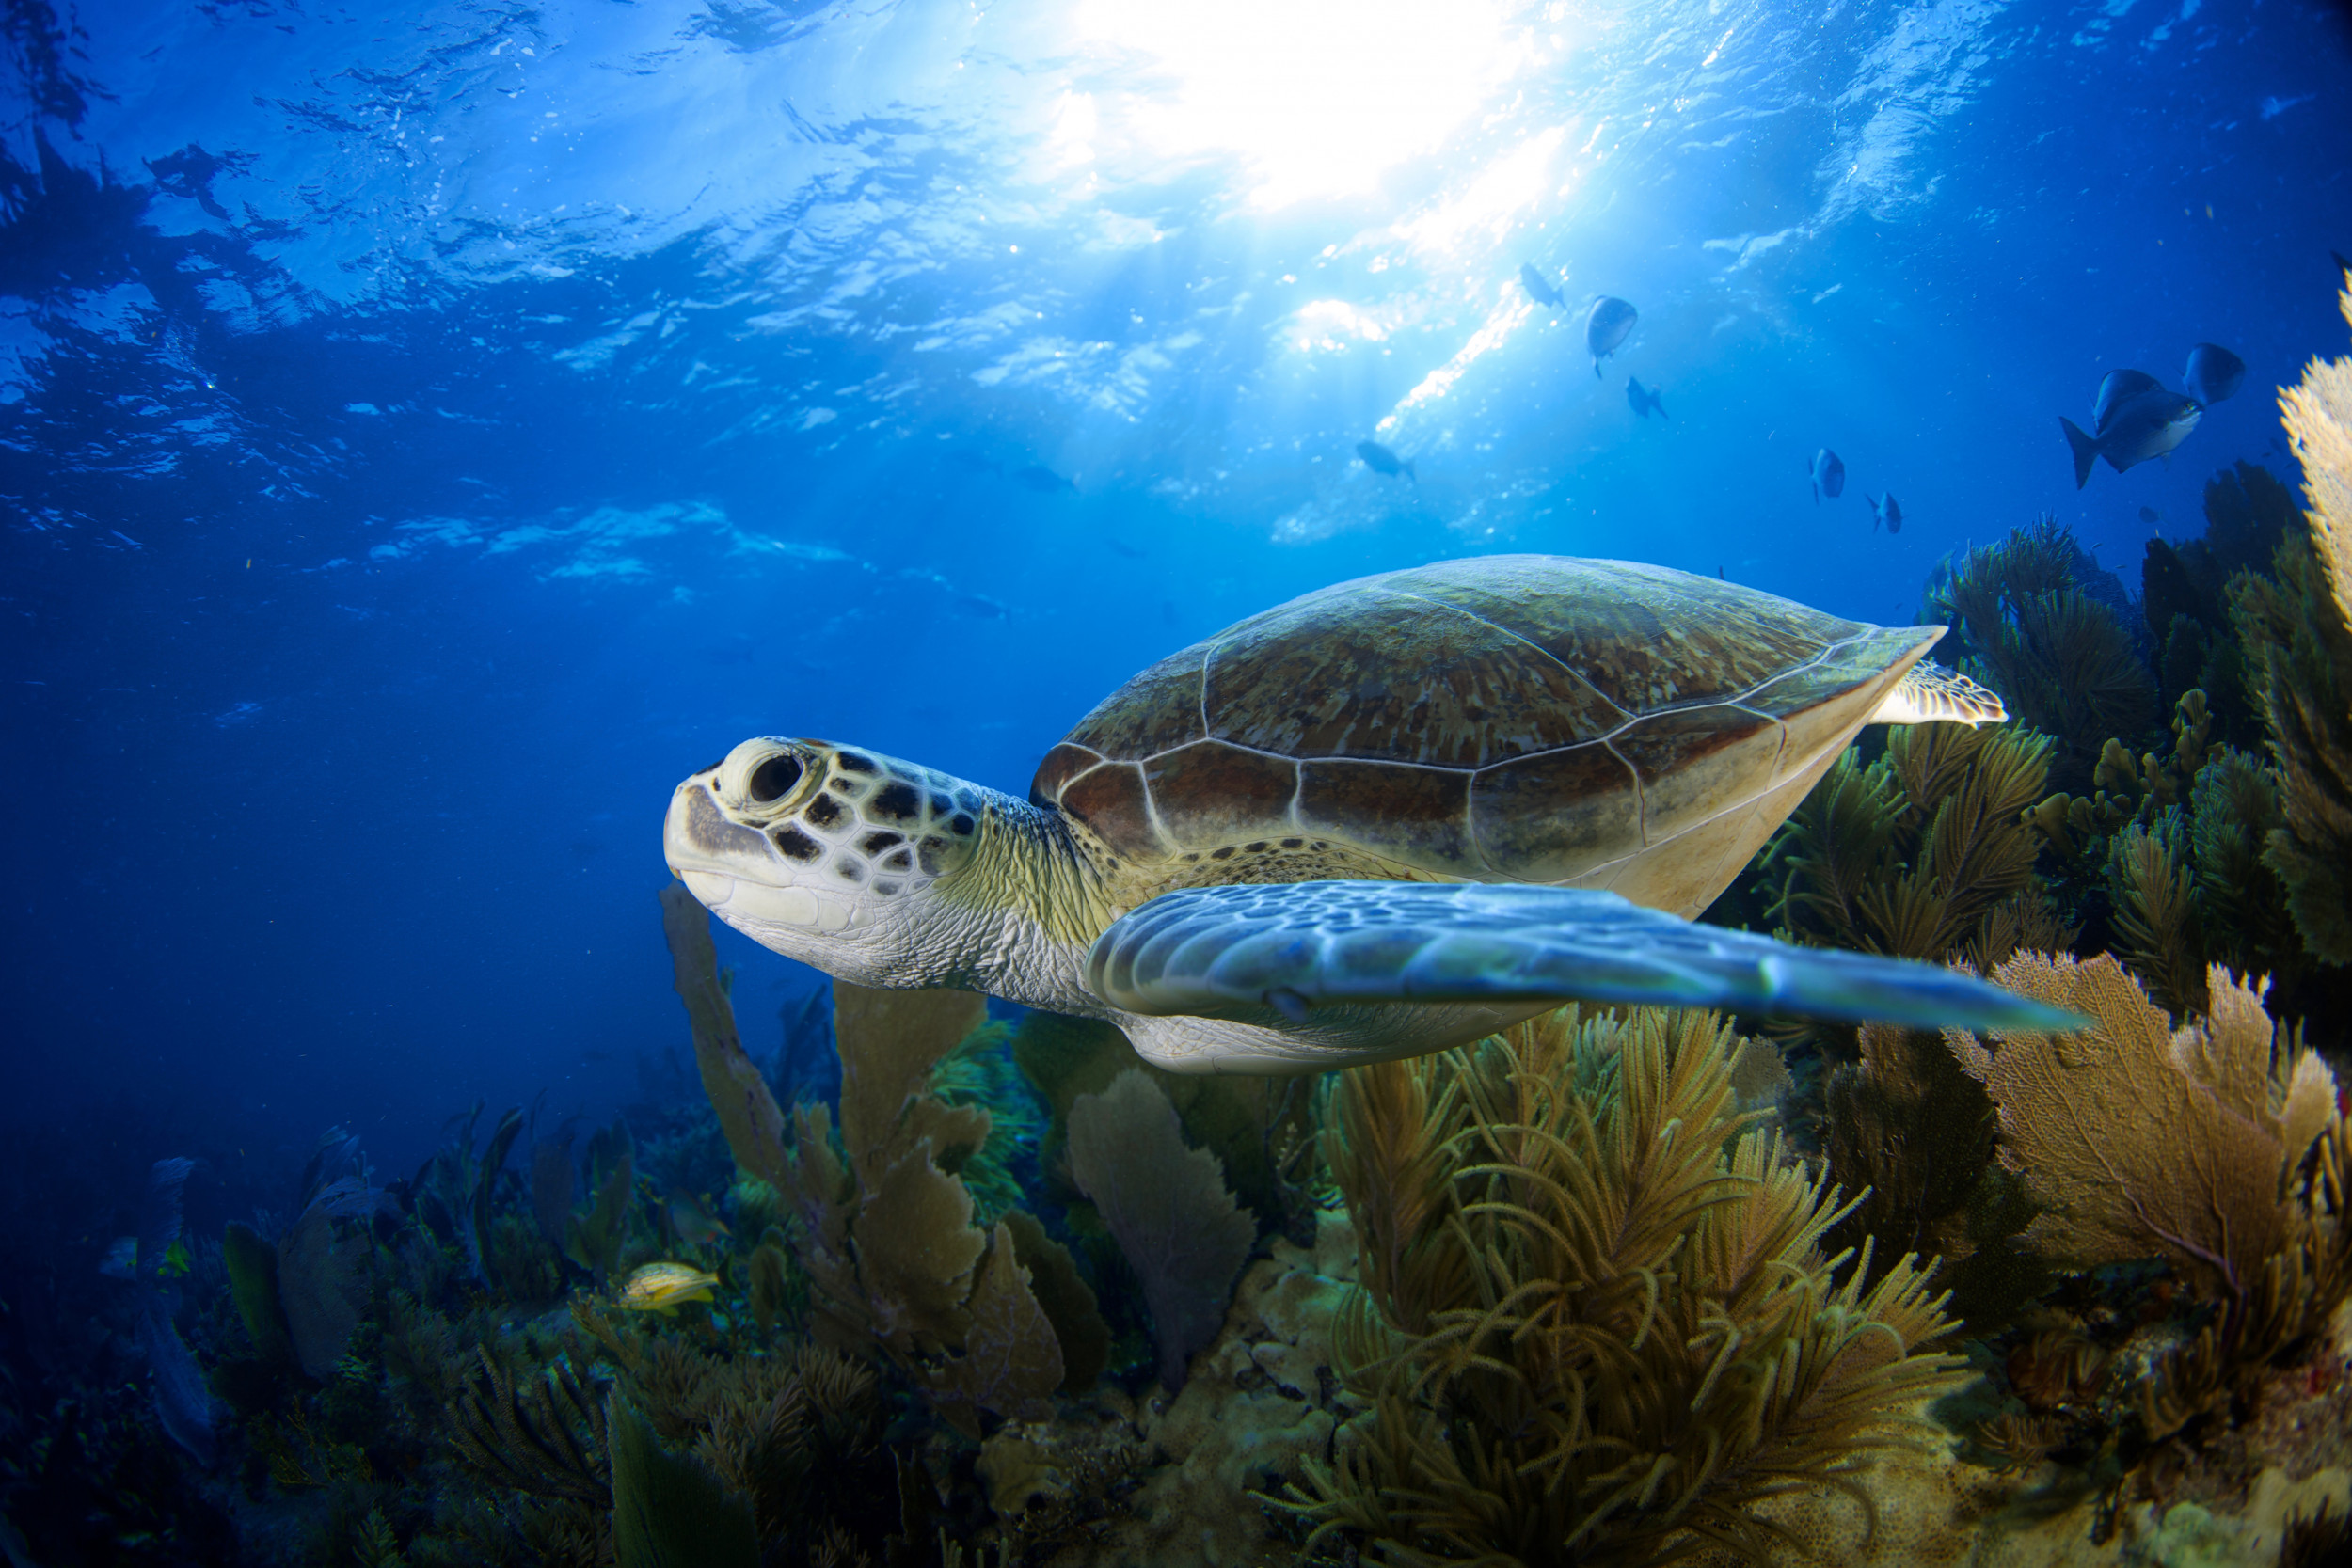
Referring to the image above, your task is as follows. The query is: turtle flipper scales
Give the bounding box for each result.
[1088,881,2085,1047]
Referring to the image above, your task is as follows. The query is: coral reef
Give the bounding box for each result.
[1927,515,2158,791]
[779,977,1093,1436]
[2232,282,2352,967]
[278,1169,397,1379]
[2142,462,2300,744]
[1067,1069,1257,1392]
[563,1119,636,1282]
[413,1102,525,1290]
[1946,952,2350,1440]
[609,1392,759,1568]
[1765,719,2069,966]
[1009,1006,1316,1234]
[137,1157,217,1465]
[1287,1005,1964,1564]
[2025,687,2312,1020]
[1820,1022,2043,1325]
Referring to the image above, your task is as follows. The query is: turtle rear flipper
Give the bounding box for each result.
[1089,881,2084,1074]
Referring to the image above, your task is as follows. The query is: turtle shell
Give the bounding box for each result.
[1030,556,1940,917]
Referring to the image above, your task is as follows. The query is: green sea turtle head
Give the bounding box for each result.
[663,736,992,972]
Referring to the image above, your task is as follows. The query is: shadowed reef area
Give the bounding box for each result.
[8,293,2352,1568]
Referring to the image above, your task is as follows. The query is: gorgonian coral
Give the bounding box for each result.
[1945,953,2350,1437]
[1286,1006,1963,1565]
[2232,282,2352,966]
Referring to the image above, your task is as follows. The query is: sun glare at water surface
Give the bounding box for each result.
[1068,0,1540,208]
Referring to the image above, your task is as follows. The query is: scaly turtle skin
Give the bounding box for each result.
[663,555,2058,1074]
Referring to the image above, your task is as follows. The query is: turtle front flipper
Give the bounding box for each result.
[1088,880,2086,1074]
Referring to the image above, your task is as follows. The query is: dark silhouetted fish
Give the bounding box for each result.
[1014,464,1074,493]
[1107,537,1148,559]
[2061,383,2202,486]
[1584,296,1637,377]
[1519,262,1565,309]
[2139,505,2161,525]
[2184,342,2245,406]
[1357,440,1415,481]
[1870,493,1903,534]
[1626,377,1667,419]
[665,1188,731,1247]
[1810,448,1845,504]
[2335,250,2351,283]
[2091,369,2162,436]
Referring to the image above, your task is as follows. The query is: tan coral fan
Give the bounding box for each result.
[1947,953,2350,1435]
[2284,284,2352,622]
[1944,954,2335,1292]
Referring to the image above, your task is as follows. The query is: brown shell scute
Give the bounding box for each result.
[1200,587,1628,764]
[1404,560,1864,713]
[1299,759,1471,864]
[1056,760,1167,861]
[1031,555,1926,883]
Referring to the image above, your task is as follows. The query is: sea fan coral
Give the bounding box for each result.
[1945,953,2351,1436]
[1067,1068,1255,1391]
[779,981,1087,1436]
[1286,1006,1964,1564]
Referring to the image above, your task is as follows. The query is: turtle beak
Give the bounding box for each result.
[663,777,775,911]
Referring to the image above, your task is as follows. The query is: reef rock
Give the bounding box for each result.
[1055,1209,1359,1566]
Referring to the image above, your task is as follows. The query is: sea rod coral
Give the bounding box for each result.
[1285,1005,1963,1564]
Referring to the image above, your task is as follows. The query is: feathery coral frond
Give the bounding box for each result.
[1289,1006,1963,1565]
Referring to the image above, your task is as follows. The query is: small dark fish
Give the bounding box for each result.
[2091,369,2162,436]
[1106,537,1148,559]
[2184,342,2245,406]
[1519,262,1565,309]
[1584,296,1637,378]
[2139,505,2162,525]
[1810,448,1845,504]
[664,1189,731,1247]
[2335,250,2351,283]
[1356,440,1415,481]
[1626,377,1667,419]
[1013,464,1073,493]
[1717,565,1724,579]
[2061,385,2202,486]
[1870,493,1903,534]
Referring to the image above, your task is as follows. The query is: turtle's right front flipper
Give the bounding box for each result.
[1088,880,2086,1074]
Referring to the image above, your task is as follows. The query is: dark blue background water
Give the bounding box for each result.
[4,0,2349,1186]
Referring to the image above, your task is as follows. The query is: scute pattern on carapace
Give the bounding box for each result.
[1033,556,1926,895]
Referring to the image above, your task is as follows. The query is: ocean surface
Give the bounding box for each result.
[5,0,2352,1560]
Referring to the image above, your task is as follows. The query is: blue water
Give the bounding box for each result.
[4,0,2348,1180]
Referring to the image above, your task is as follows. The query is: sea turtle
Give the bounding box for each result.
[664,555,2072,1074]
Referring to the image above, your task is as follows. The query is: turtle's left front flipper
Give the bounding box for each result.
[1087,880,2086,1036]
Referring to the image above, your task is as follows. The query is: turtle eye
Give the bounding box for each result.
[747,752,805,803]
